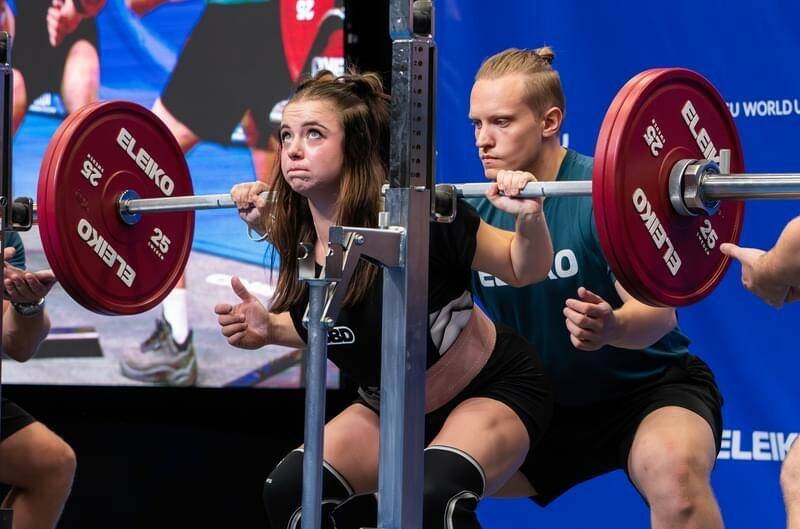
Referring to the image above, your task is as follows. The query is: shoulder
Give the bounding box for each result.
[559,149,594,182]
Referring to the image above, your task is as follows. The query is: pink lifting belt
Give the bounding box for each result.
[424,305,497,413]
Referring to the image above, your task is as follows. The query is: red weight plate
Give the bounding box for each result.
[280,0,336,80]
[593,70,667,299]
[37,101,194,315]
[593,69,744,306]
[599,71,686,306]
[38,103,109,312]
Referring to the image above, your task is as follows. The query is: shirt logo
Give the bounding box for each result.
[327,326,355,345]
[477,249,579,287]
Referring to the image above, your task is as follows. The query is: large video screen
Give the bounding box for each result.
[4,0,344,388]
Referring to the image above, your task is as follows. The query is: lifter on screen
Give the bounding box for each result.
[1,0,106,135]
[0,234,75,529]
[120,0,294,386]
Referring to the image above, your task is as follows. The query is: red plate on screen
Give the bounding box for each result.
[37,101,195,315]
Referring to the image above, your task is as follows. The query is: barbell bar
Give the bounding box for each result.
[25,68,800,314]
[18,167,800,226]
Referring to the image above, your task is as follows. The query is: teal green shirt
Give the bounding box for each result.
[5,231,25,269]
[469,149,690,405]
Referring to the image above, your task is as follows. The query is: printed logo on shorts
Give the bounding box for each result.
[328,326,355,345]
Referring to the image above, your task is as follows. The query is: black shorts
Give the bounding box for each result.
[521,354,723,506]
[1,398,36,442]
[13,0,99,101]
[160,3,293,146]
[357,323,554,450]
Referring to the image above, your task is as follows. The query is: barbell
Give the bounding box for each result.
[21,68,800,314]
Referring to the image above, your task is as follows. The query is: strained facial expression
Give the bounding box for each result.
[280,98,345,198]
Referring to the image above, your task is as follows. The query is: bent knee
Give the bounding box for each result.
[423,447,485,529]
[32,436,76,489]
[630,442,712,505]
[263,450,354,529]
[45,438,76,481]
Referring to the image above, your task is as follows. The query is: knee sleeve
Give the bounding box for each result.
[262,449,354,529]
[330,492,378,529]
[423,446,486,529]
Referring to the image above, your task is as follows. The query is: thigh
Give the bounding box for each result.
[243,2,291,148]
[61,40,99,111]
[520,359,722,506]
[514,401,623,506]
[0,421,72,488]
[314,403,380,494]
[152,97,200,152]
[160,5,263,143]
[430,397,530,496]
[13,3,65,102]
[241,111,279,181]
[625,356,723,491]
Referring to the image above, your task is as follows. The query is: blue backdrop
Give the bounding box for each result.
[8,0,799,525]
[432,1,800,527]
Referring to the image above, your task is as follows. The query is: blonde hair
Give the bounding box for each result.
[476,47,565,118]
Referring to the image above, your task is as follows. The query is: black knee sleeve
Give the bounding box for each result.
[262,449,354,529]
[423,446,486,529]
[330,492,378,529]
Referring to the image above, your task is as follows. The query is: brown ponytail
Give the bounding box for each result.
[268,70,390,313]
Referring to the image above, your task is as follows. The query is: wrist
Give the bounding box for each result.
[758,250,789,286]
[12,297,45,318]
[516,207,544,221]
[247,225,269,242]
[515,208,545,233]
[605,309,626,347]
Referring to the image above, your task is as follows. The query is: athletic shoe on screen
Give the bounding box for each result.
[120,316,198,387]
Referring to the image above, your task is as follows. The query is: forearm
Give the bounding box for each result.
[608,301,676,350]
[759,217,800,286]
[267,310,305,348]
[249,205,274,238]
[509,211,553,286]
[2,306,51,362]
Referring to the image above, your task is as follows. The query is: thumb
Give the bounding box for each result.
[255,189,270,210]
[3,247,15,261]
[484,182,500,200]
[231,276,253,302]
[578,286,604,305]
